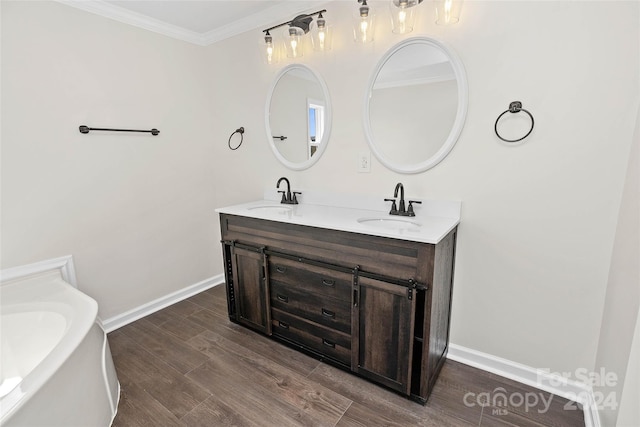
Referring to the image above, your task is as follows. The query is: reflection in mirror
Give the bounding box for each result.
[308,99,325,157]
[266,64,331,170]
[364,37,468,174]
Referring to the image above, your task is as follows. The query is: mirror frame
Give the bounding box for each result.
[363,37,468,174]
[265,64,332,171]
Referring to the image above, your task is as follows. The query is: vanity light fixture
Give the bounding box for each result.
[263,9,328,61]
[353,0,375,43]
[434,0,462,24]
[390,0,421,34]
[311,12,332,51]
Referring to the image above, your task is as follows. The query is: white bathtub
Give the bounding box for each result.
[1,259,120,426]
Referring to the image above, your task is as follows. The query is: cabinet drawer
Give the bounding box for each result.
[270,280,351,334]
[271,308,351,366]
[268,256,352,301]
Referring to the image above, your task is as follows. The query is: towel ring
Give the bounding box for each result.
[494,101,534,143]
[228,127,245,150]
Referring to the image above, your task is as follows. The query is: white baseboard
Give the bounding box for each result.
[447,343,601,427]
[101,274,224,333]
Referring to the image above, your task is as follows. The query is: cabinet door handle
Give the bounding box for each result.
[276,294,289,303]
[275,266,287,273]
[278,321,289,329]
[322,278,335,287]
[322,338,335,348]
[321,308,335,319]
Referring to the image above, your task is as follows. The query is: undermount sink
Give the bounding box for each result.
[357,217,422,232]
[247,205,293,214]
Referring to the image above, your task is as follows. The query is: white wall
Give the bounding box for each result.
[594,104,640,426]
[1,1,218,318]
[1,0,638,393]
[616,310,640,427]
[205,0,639,376]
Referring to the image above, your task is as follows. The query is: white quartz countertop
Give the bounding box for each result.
[215,193,461,245]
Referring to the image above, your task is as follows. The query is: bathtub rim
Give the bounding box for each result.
[0,257,100,423]
[1,255,77,288]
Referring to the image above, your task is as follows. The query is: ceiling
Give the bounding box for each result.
[59,0,328,46]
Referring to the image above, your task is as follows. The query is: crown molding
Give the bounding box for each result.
[56,0,207,45]
[55,0,329,47]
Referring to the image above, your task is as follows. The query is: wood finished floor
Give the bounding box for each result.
[108,285,585,427]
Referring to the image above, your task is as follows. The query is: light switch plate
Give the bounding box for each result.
[357,151,371,173]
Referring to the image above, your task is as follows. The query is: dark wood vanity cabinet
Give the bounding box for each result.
[227,246,271,335]
[353,276,416,395]
[220,213,457,403]
[269,255,353,366]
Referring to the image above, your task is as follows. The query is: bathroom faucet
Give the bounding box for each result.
[384,182,421,217]
[276,177,300,204]
[394,183,405,214]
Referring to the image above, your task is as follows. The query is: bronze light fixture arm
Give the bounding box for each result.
[263,9,327,34]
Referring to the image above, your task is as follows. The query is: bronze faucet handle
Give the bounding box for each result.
[292,192,302,204]
[407,200,422,216]
[384,198,398,215]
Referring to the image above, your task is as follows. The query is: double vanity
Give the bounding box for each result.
[216,188,460,403]
[220,32,468,404]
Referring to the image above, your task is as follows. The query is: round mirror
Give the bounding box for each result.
[266,64,332,170]
[364,37,468,174]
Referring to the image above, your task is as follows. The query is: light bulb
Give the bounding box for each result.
[266,44,274,63]
[360,19,369,40]
[435,0,461,25]
[318,31,325,50]
[398,9,407,24]
[444,0,453,23]
[398,0,409,24]
[264,32,275,64]
[287,27,301,58]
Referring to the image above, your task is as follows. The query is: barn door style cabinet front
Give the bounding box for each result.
[352,275,416,396]
[220,213,456,403]
[225,245,271,335]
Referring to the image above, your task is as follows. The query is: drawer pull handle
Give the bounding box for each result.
[276,294,289,303]
[278,321,289,330]
[321,308,335,319]
[322,338,335,348]
[276,266,287,273]
[322,279,335,287]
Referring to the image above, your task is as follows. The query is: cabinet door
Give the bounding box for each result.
[231,246,271,335]
[352,276,416,395]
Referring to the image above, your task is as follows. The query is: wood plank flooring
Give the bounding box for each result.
[108,285,585,427]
